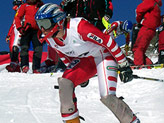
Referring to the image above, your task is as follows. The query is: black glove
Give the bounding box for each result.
[17,27,25,35]
[118,61,133,83]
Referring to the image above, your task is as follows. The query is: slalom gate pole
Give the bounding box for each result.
[50,72,53,76]
[133,74,164,82]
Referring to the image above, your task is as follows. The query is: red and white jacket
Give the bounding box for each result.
[44,18,126,67]
[105,21,130,45]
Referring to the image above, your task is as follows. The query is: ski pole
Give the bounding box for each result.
[130,64,164,70]
[133,74,164,82]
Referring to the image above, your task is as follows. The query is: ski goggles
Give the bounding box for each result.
[36,19,55,30]
[13,1,22,6]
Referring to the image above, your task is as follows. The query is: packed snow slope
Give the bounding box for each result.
[0,63,164,123]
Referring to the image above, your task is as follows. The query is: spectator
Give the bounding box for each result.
[5,0,24,72]
[132,0,162,65]
[14,0,43,73]
[131,23,142,50]
[35,3,140,123]
[158,15,164,64]
[40,45,66,73]
[60,0,84,17]
[60,0,113,31]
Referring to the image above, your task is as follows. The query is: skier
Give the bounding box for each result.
[5,0,24,72]
[35,3,140,123]
[158,15,164,64]
[14,0,43,73]
[103,19,133,55]
[60,0,113,31]
[133,0,162,65]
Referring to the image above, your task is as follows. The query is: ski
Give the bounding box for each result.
[130,64,164,70]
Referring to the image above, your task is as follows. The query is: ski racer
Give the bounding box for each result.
[41,0,113,73]
[103,19,133,55]
[133,0,162,65]
[35,3,140,123]
[14,0,43,73]
[60,0,113,31]
[5,0,24,72]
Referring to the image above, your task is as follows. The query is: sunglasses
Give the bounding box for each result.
[36,18,56,30]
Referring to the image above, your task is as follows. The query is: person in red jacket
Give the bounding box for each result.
[5,0,24,72]
[14,0,43,73]
[132,0,162,65]
[158,15,164,64]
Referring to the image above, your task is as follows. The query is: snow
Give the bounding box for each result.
[0,63,164,123]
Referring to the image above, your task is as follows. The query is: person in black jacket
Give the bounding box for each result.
[158,15,164,64]
[60,0,113,31]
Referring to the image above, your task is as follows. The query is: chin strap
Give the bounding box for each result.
[39,24,59,43]
[39,19,66,44]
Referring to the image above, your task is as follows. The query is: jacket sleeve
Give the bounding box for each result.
[14,4,25,29]
[136,0,154,23]
[77,19,126,64]
[6,22,14,37]
[105,21,118,35]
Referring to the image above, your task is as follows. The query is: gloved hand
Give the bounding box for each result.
[136,23,142,28]
[124,44,130,55]
[104,15,111,22]
[61,0,76,6]
[17,27,25,35]
[118,60,133,83]
[5,35,10,43]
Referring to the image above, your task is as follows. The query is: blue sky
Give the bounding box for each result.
[0,0,163,51]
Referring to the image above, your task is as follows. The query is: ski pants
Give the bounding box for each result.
[9,25,21,62]
[20,28,43,70]
[60,49,118,121]
[9,24,21,52]
[132,26,155,65]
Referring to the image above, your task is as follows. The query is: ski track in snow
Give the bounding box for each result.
[0,63,164,123]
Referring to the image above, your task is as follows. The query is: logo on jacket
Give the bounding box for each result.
[87,33,103,43]
[67,59,80,69]
[65,50,75,55]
